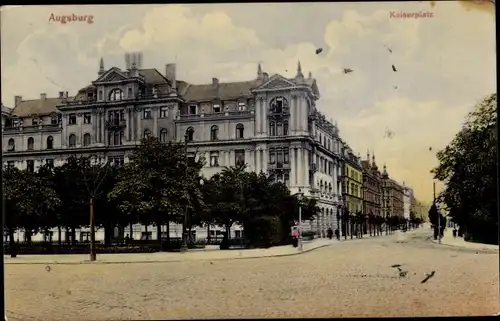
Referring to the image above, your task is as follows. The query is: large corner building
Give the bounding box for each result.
[2,55,347,241]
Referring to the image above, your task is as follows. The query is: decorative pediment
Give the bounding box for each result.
[94,67,129,83]
[254,74,296,91]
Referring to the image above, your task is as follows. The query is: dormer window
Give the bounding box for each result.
[110,89,124,101]
[189,105,197,115]
[213,103,221,113]
[270,96,288,114]
[51,115,58,125]
[238,102,246,111]
[31,118,39,126]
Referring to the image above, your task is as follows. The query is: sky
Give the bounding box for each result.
[1,2,496,203]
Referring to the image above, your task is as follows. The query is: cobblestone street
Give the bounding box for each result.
[5,230,499,320]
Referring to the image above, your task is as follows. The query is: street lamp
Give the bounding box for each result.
[336,205,341,240]
[294,188,304,251]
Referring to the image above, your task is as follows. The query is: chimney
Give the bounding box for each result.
[65,91,69,98]
[59,91,64,98]
[165,63,177,89]
[14,96,22,106]
[40,93,47,100]
[263,72,269,82]
[212,77,219,89]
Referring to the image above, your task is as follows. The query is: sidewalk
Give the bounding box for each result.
[432,229,499,252]
[3,230,406,265]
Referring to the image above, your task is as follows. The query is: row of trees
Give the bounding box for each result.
[3,137,321,249]
[432,93,498,244]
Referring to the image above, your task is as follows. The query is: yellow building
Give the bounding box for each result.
[342,148,364,214]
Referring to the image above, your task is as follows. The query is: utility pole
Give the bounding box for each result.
[434,181,441,244]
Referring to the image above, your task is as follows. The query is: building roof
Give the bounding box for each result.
[11,97,71,117]
[181,80,261,102]
[1,104,12,115]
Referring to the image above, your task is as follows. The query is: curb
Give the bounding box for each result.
[4,243,336,266]
[430,239,499,254]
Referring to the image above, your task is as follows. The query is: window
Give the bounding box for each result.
[283,121,289,136]
[98,90,103,100]
[68,134,76,147]
[210,152,219,167]
[160,129,168,142]
[186,127,194,142]
[235,150,245,166]
[110,89,124,101]
[128,87,133,99]
[46,159,54,168]
[26,160,34,173]
[270,122,276,136]
[7,139,15,151]
[189,105,197,114]
[46,136,54,149]
[108,155,125,167]
[270,96,288,114]
[276,122,283,136]
[83,113,92,124]
[80,232,91,242]
[284,149,289,164]
[51,115,58,125]
[141,232,152,241]
[143,108,152,119]
[236,123,244,139]
[213,104,221,113]
[238,102,246,111]
[7,161,15,168]
[210,125,219,141]
[235,230,242,238]
[32,118,40,126]
[143,129,151,138]
[27,137,34,150]
[68,114,77,125]
[160,106,168,118]
[83,133,91,147]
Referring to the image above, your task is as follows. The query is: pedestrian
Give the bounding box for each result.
[327,227,333,239]
[334,228,340,240]
[291,227,299,247]
[124,234,130,245]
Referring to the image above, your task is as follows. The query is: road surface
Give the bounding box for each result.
[5,229,499,320]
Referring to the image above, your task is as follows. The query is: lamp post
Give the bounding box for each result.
[180,133,189,253]
[295,188,304,251]
[434,181,441,244]
[336,205,341,240]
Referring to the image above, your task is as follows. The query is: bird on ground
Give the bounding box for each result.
[315,48,323,55]
[421,271,436,284]
[343,68,354,74]
[392,65,398,72]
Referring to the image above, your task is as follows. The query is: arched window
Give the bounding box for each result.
[283,121,289,136]
[109,89,124,101]
[83,133,91,147]
[27,137,34,150]
[143,129,151,138]
[236,123,244,139]
[329,183,332,194]
[270,96,288,114]
[8,138,15,151]
[270,121,276,136]
[186,127,194,142]
[46,136,54,149]
[68,134,76,147]
[319,180,324,193]
[210,125,219,141]
[160,128,168,143]
[98,90,103,101]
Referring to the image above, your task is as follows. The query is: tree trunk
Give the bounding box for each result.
[9,228,16,257]
[57,227,62,246]
[71,226,76,245]
[104,223,113,246]
[129,222,133,239]
[156,220,162,245]
[166,219,170,244]
[25,230,32,245]
[207,224,210,244]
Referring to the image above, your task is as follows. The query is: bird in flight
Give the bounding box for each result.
[384,128,395,139]
[421,271,436,284]
[393,86,398,89]
[343,68,354,74]
[315,48,323,55]
[392,65,398,72]
[429,146,433,151]
[385,45,393,53]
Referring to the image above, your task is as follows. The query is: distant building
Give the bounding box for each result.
[361,151,382,217]
[2,55,345,242]
[403,185,414,220]
[342,146,363,215]
[380,165,405,218]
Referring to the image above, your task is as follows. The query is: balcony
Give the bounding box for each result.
[268,162,290,170]
[105,119,127,129]
[59,92,175,108]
